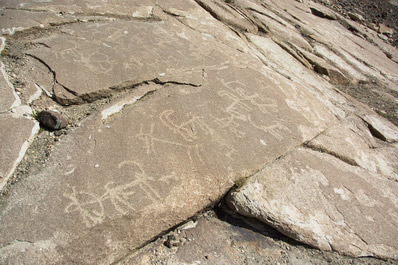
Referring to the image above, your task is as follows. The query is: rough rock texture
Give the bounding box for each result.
[227,147,398,259]
[0,0,397,264]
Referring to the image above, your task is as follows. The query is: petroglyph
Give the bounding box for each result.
[1,27,24,35]
[64,161,177,227]
[249,118,293,141]
[213,78,284,139]
[218,79,279,115]
[136,124,203,163]
[53,40,117,75]
[29,20,211,103]
[160,110,213,142]
[64,187,105,228]
[212,114,246,138]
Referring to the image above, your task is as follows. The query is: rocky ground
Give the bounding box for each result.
[318,0,398,47]
[0,0,398,264]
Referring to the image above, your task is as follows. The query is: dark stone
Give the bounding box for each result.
[37,110,68,130]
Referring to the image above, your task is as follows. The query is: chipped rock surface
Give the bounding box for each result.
[0,0,397,264]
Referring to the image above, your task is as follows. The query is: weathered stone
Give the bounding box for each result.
[245,4,313,51]
[0,37,19,112]
[313,44,367,83]
[348,12,365,24]
[194,0,258,33]
[0,114,39,190]
[156,0,251,53]
[0,64,338,264]
[306,119,398,180]
[227,147,398,259]
[0,0,156,18]
[28,20,232,105]
[0,9,82,36]
[361,113,398,142]
[309,6,337,20]
[299,48,350,84]
[248,0,398,88]
[379,23,394,36]
[0,0,398,264]
[37,110,69,130]
[121,211,394,265]
[122,216,286,264]
[16,57,55,104]
[0,62,19,112]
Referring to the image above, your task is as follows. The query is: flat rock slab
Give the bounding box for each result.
[0,64,337,264]
[0,114,38,190]
[306,119,398,181]
[1,0,398,264]
[0,60,19,112]
[0,0,155,18]
[227,147,398,259]
[0,9,83,36]
[237,0,398,87]
[29,19,232,105]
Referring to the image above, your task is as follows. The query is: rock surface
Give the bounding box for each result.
[227,147,398,259]
[120,209,395,265]
[0,64,337,264]
[0,0,397,264]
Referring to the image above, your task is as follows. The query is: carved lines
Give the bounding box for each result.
[136,124,203,164]
[214,78,287,140]
[64,161,177,227]
[160,110,213,142]
[248,118,292,141]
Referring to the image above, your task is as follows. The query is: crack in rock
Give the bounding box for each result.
[303,141,359,167]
